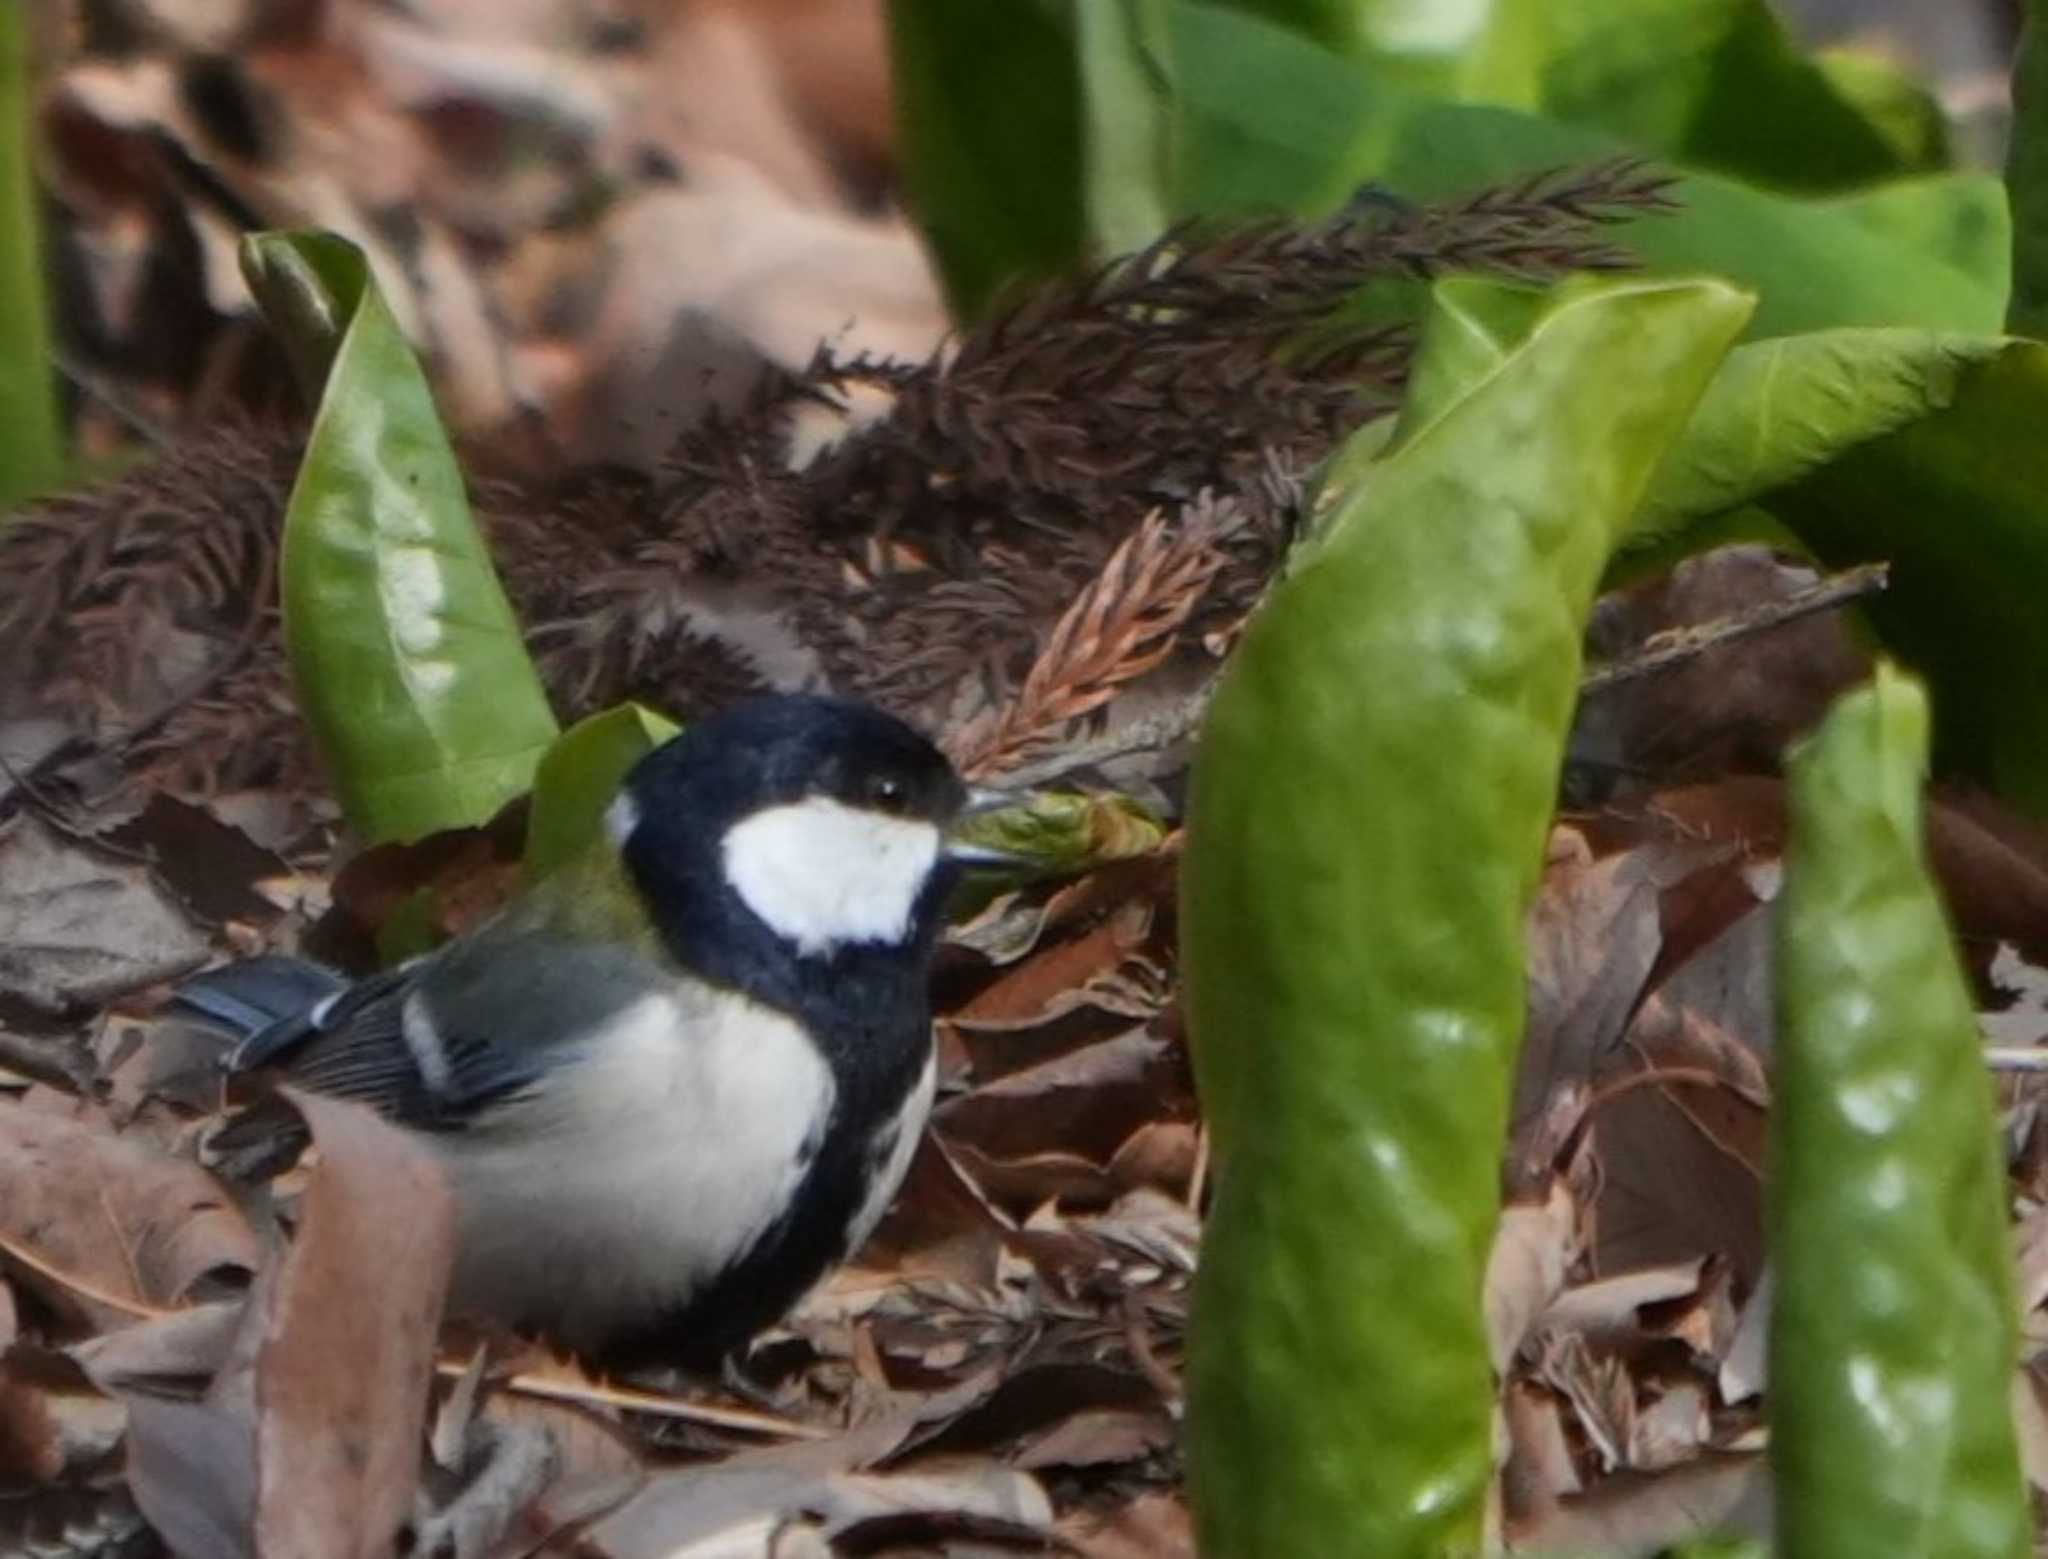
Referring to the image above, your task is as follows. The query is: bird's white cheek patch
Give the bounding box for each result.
[722,799,941,955]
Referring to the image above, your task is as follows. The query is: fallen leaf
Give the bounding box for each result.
[1058,1490,1194,1559]
[72,1300,244,1395]
[0,1099,259,1329]
[1487,1180,1579,1373]
[1010,1405,1174,1470]
[113,1090,455,1559]
[1510,1452,1768,1555]
[0,816,210,1014]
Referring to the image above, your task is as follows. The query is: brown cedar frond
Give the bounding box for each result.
[787,163,1679,724]
[947,508,1226,779]
[5,163,1683,809]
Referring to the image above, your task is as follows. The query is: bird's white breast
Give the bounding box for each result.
[720,797,940,956]
[436,984,835,1351]
[847,1052,935,1256]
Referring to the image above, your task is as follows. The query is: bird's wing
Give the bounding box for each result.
[179,932,668,1132]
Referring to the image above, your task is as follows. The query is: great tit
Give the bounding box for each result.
[169,695,1002,1369]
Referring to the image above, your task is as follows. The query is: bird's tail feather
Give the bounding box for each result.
[168,955,342,1180]
[169,955,346,1055]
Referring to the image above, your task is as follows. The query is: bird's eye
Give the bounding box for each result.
[869,776,909,813]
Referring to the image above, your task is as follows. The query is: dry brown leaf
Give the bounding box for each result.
[1517,846,1664,1149]
[1717,1268,1772,1406]
[0,1098,259,1329]
[938,1026,1186,1175]
[1629,1381,1709,1471]
[1500,1380,1582,1535]
[248,1088,454,1556]
[950,906,1154,1033]
[1510,1451,1768,1555]
[1538,1261,1707,1352]
[1486,1180,1579,1374]
[1010,1405,1174,1470]
[113,1089,455,1559]
[2012,1364,2048,1496]
[0,816,211,1015]
[590,1377,1045,1557]
[0,1347,127,1488]
[1583,1078,1766,1290]
[1058,1490,1195,1559]
[72,1300,244,1394]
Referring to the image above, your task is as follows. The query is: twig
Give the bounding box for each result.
[458,1362,833,1439]
[1579,562,1889,693]
[1984,1048,2048,1073]
[995,561,1890,789]
[998,684,1217,788]
[0,1230,172,1320]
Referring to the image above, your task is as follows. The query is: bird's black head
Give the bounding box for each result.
[610,696,971,976]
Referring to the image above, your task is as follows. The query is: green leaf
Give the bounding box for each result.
[1766,341,2048,813]
[950,788,1167,874]
[1182,274,1750,1557]
[889,0,1176,318]
[1612,326,2048,811]
[1077,0,1177,258]
[0,3,63,511]
[1774,665,2030,1559]
[524,703,682,880]
[242,231,560,844]
[1336,0,1544,105]
[889,0,1084,319]
[1630,328,2002,547]
[2008,9,2048,337]
[1829,175,2010,296]
[1535,0,1943,192]
[1383,276,1548,449]
[1168,5,2004,340]
[1813,46,1952,170]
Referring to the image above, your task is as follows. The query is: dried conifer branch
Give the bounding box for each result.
[947,508,1226,778]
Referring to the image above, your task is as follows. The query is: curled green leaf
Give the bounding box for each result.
[1773,664,2029,1559]
[524,704,683,880]
[1181,274,1750,1556]
[242,231,560,844]
[953,788,1167,875]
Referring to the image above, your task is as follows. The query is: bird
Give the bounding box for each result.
[168,694,1007,1370]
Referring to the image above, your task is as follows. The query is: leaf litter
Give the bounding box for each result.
[10,8,2048,1556]
[13,545,2048,1555]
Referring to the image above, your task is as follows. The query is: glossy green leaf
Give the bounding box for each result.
[524,703,682,880]
[1170,5,2004,341]
[242,231,560,844]
[1774,665,2029,1559]
[2008,8,2048,338]
[1630,328,2001,548]
[1382,276,1547,449]
[889,0,1178,319]
[0,3,62,510]
[1182,275,1750,1556]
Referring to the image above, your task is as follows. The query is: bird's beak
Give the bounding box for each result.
[944,785,1030,867]
[961,785,1015,818]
